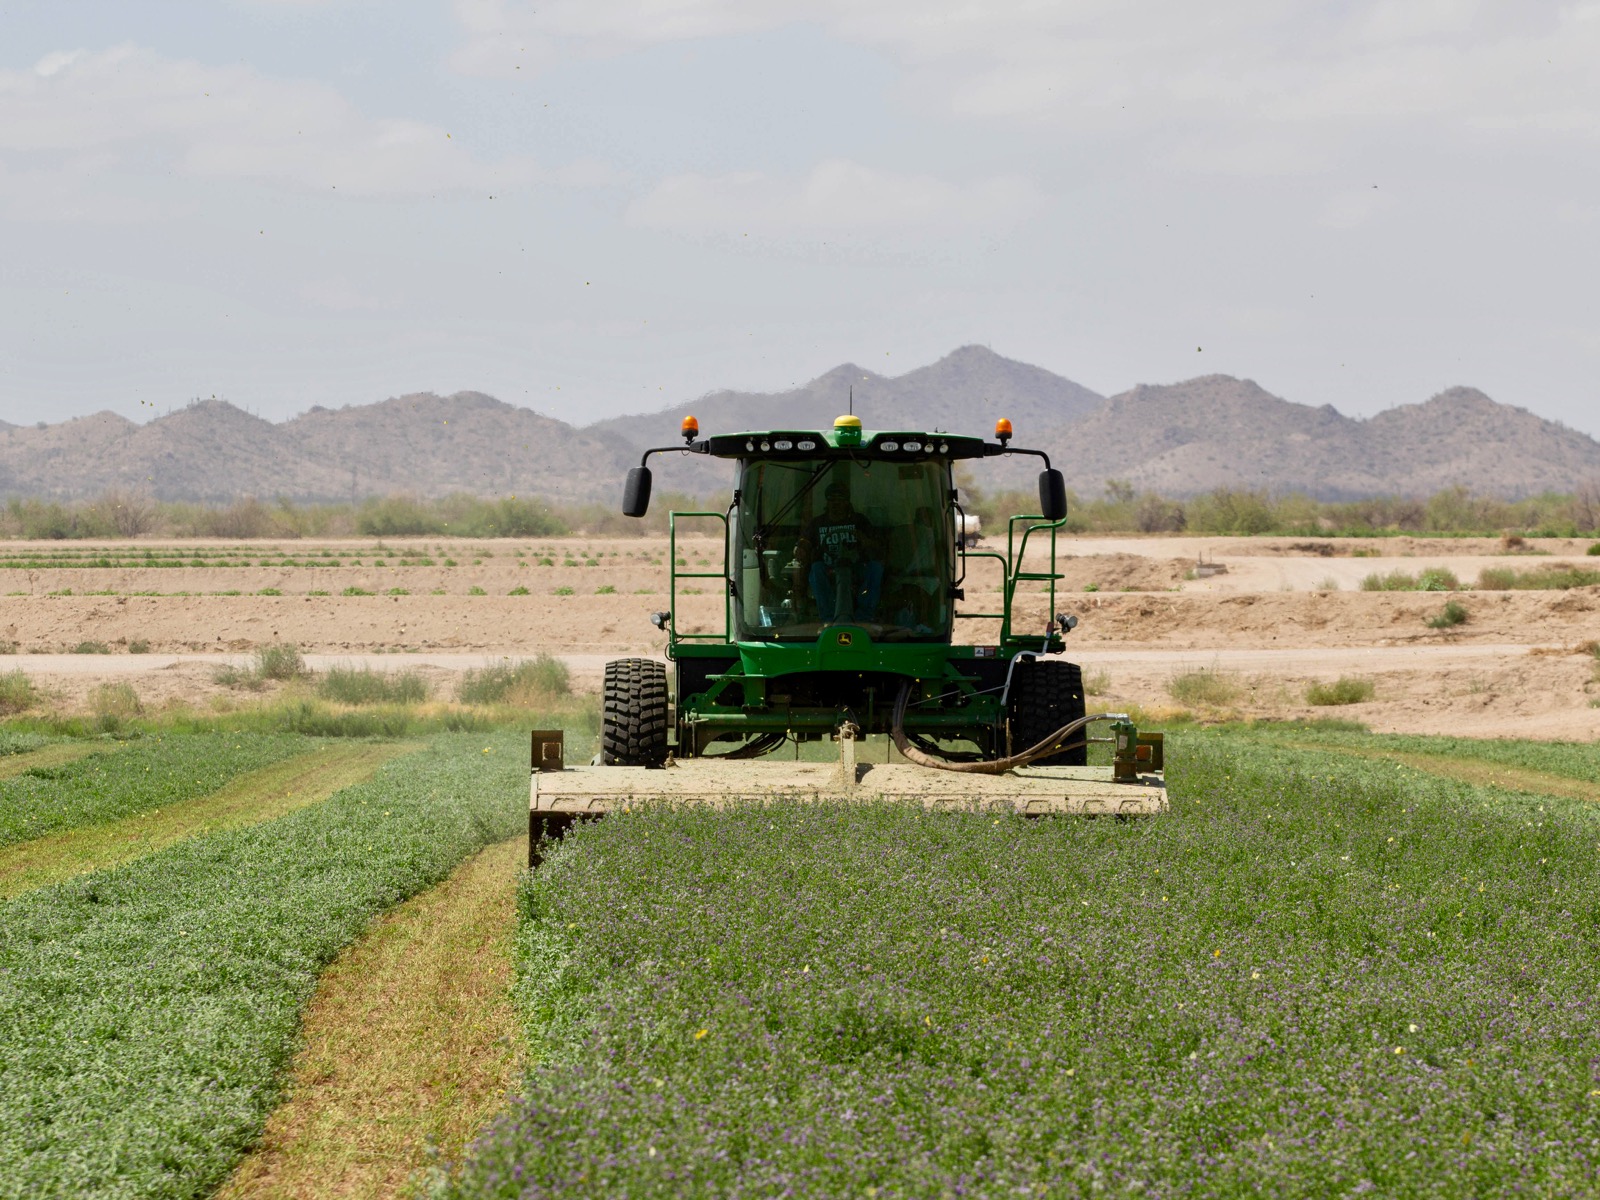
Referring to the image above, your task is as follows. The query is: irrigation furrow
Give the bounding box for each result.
[215,835,526,1200]
[0,741,418,899]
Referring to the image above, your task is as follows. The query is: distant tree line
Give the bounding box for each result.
[3,481,1599,540]
[958,477,1600,538]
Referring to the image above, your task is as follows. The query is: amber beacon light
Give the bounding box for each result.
[681,415,699,443]
[995,417,1013,446]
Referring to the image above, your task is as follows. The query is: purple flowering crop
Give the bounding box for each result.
[441,735,1600,1198]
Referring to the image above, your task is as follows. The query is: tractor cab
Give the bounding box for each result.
[731,450,954,643]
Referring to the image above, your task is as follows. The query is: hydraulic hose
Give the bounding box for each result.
[890,683,1125,775]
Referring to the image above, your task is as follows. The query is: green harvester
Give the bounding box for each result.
[529,412,1165,860]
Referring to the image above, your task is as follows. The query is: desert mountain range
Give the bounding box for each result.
[3,346,1596,505]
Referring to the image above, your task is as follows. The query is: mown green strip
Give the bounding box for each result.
[442,732,1600,1198]
[1280,741,1599,803]
[1249,727,1600,787]
[0,742,112,782]
[0,733,317,849]
[0,743,418,900]
[0,730,527,1200]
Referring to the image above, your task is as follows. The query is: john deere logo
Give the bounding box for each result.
[836,631,853,647]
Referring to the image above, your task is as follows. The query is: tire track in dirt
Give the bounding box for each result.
[0,742,418,899]
[215,835,526,1200]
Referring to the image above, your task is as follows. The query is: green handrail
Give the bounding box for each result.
[1004,513,1066,644]
[667,510,730,649]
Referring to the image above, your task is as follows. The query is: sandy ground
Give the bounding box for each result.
[3,535,1597,740]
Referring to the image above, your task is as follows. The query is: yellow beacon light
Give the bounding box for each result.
[681,414,699,443]
[995,417,1013,445]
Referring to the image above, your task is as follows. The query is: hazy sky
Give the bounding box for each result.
[2,1,1597,435]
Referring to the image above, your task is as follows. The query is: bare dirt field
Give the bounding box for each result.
[3,534,1597,740]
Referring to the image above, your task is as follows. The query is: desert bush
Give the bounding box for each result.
[1425,599,1469,629]
[1167,667,1240,706]
[1185,488,1276,535]
[458,655,570,705]
[128,639,150,654]
[189,497,282,539]
[90,491,158,537]
[1475,564,1600,590]
[0,669,35,714]
[1416,566,1460,591]
[1305,677,1375,706]
[212,663,267,691]
[1361,570,1415,591]
[71,641,111,654]
[255,642,306,681]
[1134,495,1186,533]
[88,681,143,731]
[1588,542,1600,556]
[316,665,431,706]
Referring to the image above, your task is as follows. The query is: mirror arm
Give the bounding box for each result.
[638,443,711,468]
[981,444,1052,470]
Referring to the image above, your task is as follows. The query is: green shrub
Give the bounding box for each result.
[1416,566,1460,591]
[458,654,571,705]
[468,586,487,596]
[1305,677,1375,706]
[342,586,374,597]
[315,665,431,705]
[71,641,111,655]
[387,588,410,596]
[1586,541,1600,556]
[553,586,574,596]
[255,642,306,681]
[127,639,150,654]
[1361,567,1459,592]
[1426,599,1469,629]
[595,584,617,595]
[257,587,283,596]
[0,669,35,715]
[508,586,530,596]
[1475,564,1600,590]
[88,681,143,731]
[1167,668,1240,706]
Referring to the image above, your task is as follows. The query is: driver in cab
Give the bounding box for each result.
[796,480,884,623]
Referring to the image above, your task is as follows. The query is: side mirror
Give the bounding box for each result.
[622,466,653,518]
[1038,468,1068,522]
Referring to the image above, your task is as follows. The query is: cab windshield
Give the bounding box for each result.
[731,457,952,642]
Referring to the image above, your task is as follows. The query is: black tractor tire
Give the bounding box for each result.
[601,658,669,767]
[1006,659,1088,766]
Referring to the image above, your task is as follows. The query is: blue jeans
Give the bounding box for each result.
[810,560,884,623]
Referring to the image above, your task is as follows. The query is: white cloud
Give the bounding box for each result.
[624,158,1044,249]
[451,1,1600,166]
[0,45,534,198]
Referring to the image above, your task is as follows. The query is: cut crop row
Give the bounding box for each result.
[443,735,1600,1198]
[0,732,317,849]
[0,729,528,1200]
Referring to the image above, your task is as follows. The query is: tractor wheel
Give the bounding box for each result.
[1007,659,1088,766]
[601,658,669,767]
